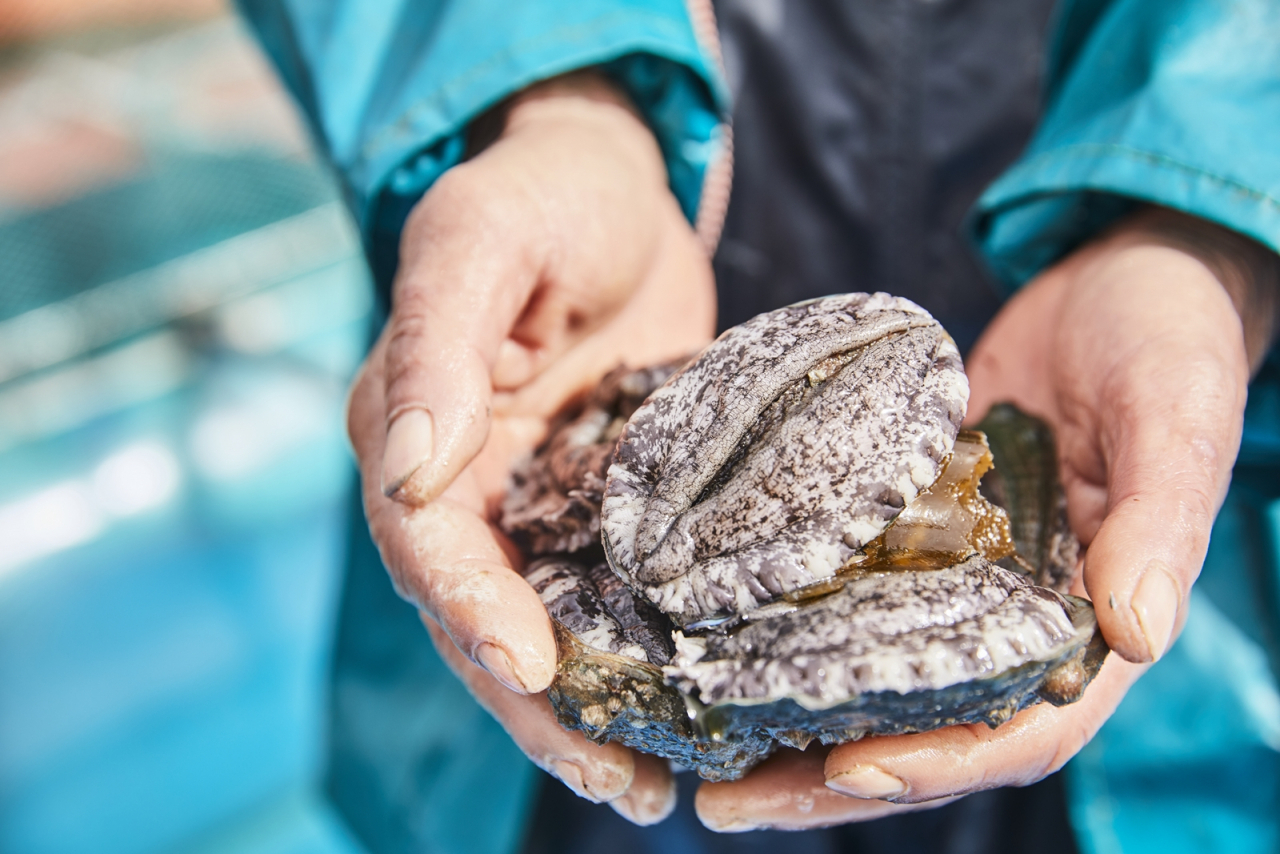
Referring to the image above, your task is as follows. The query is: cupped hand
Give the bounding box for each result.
[696,208,1276,830]
[346,71,716,823]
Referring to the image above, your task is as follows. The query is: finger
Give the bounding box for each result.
[1082,399,1238,659]
[493,203,716,422]
[432,604,675,821]
[1079,423,1211,664]
[424,617,635,802]
[695,748,960,832]
[1056,245,1249,662]
[610,753,677,826]
[823,655,1143,804]
[350,341,558,693]
[395,495,558,692]
[1077,341,1244,662]
[380,164,546,506]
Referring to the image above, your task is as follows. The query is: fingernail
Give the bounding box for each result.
[611,781,677,826]
[475,642,529,693]
[550,759,597,802]
[382,407,433,498]
[1131,560,1180,661]
[701,816,763,833]
[825,765,908,800]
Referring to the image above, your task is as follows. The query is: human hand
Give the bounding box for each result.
[346,71,716,823]
[695,207,1279,830]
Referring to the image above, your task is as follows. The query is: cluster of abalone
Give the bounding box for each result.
[501,293,1106,782]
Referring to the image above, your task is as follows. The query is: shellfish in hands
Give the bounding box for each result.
[500,293,1106,782]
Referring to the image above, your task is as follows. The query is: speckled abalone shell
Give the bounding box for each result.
[601,293,969,628]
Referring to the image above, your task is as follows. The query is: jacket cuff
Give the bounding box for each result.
[970,0,1280,289]
[972,144,1280,289]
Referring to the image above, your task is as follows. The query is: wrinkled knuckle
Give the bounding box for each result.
[387,301,430,349]
[418,558,490,614]
[971,767,1006,794]
[415,557,448,600]
[382,317,431,400]
[1179,481,1218,528]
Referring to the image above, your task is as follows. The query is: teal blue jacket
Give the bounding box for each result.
[237,2,1280,852]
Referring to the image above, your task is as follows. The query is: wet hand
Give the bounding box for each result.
[345,71,716,823]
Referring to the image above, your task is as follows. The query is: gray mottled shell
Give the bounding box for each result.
[528,557,675,666]
[501,361,685,555]
[531,555,778,781]
[601,294,969,627]
[664,556,1092,709]
[527,558,647,662]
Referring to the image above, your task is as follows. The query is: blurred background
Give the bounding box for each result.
[0,1,372,851]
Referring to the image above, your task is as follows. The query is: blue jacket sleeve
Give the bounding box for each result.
[971,0,1280,288]
[235,0,730,280]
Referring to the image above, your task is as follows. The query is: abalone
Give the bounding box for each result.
[600,293,968,628]
[500,293,1106,782]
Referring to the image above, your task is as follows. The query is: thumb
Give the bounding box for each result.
[1080,347,1245,663]
[380,168,541,505]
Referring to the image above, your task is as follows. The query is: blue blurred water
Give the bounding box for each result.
[0,20,373,854]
